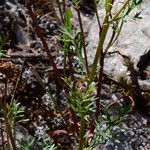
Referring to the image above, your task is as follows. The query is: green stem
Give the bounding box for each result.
[89,15,109,84]
[78,117,86,150]
[28,62,68,126]
[109,0,129,23]
[105,19,124,53]
[92,0,102,34]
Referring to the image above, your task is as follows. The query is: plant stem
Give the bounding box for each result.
[27,1,80,134]
[78,117,86,150]
[4,80,10,150]
[63,50,67,78]
[4,79,17,150]
[89,14,109,84]
[8,123,16,150]
[96,53,105,117]
[96,24,117,118]
[95,27,116,118]
[109,0,129,23]
[68,51,75,81]
[11,61,25,101]
[26,1,68,92]
[92,0,102,34]
[62,0,66,14]
[76,8,89,76]
[27,62,67,123]
[106,19,124,52]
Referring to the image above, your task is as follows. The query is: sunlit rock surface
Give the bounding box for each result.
[86,0,150,91]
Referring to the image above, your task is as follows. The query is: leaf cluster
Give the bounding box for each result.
[90,102,130,147]
[18,132,56,150]
[65,79,96,119]
[118,0,143,20]
[58,8,84,67]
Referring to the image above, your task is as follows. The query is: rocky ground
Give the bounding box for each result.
[0,0,150,149]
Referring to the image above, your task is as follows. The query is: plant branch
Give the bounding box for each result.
[4,80,11,150]
[89,14,109,84]
[96,52,105,118]
[76,8,89,76]
[109,0,129,23]
[92,0,102,35]
[27,62,68,127]
[62,0,66,14]
[11,61,25,101]
[78,117,86,150]
[26,1,68,92]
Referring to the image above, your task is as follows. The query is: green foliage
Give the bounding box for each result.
[105,0,111,12]
[59,26,85,69]
[0,99,28,129]
[59,8,73,52]
[18,136,35,150]
[36,133,56,150]
[25,0,144,149]
[0,99,56,149]
[73,0,80,9]
[64,78,96,150]
[57,0,144,149]
[18,133,56,150]
[89,103,130,148]
[65,79,96,119]
[116,0,143,20]
[64,8,73,31]
[7,100,28,127]
[59,26,82,53]
[58,9,86,73]
[0,99,29,149]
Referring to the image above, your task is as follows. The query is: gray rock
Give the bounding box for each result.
[0,0,5,5]
[71,6,94,34]
[16,124,29,140]
[86,0,150,90]
[93,111,150,150]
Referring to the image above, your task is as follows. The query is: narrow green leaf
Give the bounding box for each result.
[105,0,110,12]
[64,8,73,31]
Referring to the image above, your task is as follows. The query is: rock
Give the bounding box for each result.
[0,0,27,47]
[93,111,150,150]
[0,0,5,6]
[86,1,150,90]
[79,0,95,15]
[87,1,150,82]
[71,6,94,34]
[16,124,29,141]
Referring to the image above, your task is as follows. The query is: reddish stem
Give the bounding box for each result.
[62,0,66,14]
[96,52,105,118]
[26,2,68,92]
[26,1,79,135]
[4,80,11,150]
